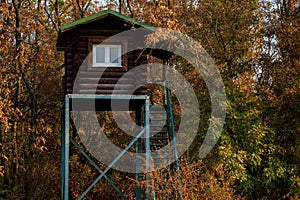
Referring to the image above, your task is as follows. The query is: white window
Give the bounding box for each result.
[92,44,122,67]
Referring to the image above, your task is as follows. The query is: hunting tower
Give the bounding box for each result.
[57,9,179,200]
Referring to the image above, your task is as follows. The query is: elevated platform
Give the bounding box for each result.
[62,92,179,199]
[67,94,148,111]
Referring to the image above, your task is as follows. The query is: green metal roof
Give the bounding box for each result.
[60,9,155,32]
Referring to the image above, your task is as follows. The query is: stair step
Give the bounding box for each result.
[150,127,168,130]
[150,112,166,115]
[150,123,166,127]
[150,105,167,114]
[150,124,166,127]
[152,134,165,137]
[150,124,166,128]
[151,130,167,133]
[151,125,168,129]
[150,118,167,121]
[150,143,165,147]
[150,130,168,134]
[151,156,169,161]
[150,136,167,140]
[151,135,167,139]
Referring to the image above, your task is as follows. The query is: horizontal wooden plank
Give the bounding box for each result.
[66,60,73,65]
[127,63,135,68]
[78,84,135,90]
[65,79,73,84]
[66,83,73,88]
[68,89,148,95]
[135,81,147,86]
[80,54,87,59]
[78,47,87,53]
[135,85,147,90]
[79,41,86,46]
[127,54,135,59]
[77,71,133,78]
[77,77,134,84]
[66,62,72,66]
[66,70,73,74]
[66,53,72,57]
[135,75,147,80]
[76,89,137,94]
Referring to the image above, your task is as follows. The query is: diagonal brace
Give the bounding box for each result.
[70,139,128,200]
[78,128,146,200]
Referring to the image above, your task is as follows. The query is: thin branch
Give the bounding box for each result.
[126,0,133,17]
[118,0,121,13]
[83,0,92,13]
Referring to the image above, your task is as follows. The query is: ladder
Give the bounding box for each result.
[149,104,168,149]
[144,79,180,199]
[149,79,179,170]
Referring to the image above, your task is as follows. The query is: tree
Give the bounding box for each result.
[0,0,299,198]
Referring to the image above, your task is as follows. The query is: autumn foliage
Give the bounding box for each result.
[0,0,299,199]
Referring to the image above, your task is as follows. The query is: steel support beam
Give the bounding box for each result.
[145,98,152,200]
[136,108,142,199]
[62,95,70,200]
[61,94,149,200]
[70,139,127,199]
[78,129,146,199]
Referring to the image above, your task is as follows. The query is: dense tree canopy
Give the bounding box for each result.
[0,0,299,199]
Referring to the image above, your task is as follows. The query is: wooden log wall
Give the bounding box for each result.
[63,18,148,95]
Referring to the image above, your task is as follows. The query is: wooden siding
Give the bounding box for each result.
[63,17,149,95]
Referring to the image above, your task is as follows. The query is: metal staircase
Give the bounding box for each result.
[149,104,170,169]
[149,105,168,149]
[143,79,180,199]
[149,79,179,169]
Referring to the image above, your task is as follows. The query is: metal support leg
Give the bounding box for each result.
[61,99,65,199]
[145,98,151,200]
[166,84,180,171]
[136,108,142,200]
[63,96,70,200]
[61,76,66,200]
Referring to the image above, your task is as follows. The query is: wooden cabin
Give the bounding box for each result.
[58,11,180,199]
[56,9,160,96]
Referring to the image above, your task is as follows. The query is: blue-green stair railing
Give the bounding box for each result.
[165,78,180,171]
[145,78,181,199]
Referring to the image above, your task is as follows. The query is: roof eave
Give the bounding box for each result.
[59,9,155,33]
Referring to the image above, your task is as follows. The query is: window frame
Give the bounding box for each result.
[92,44,122,67]
[88,38,127,71]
